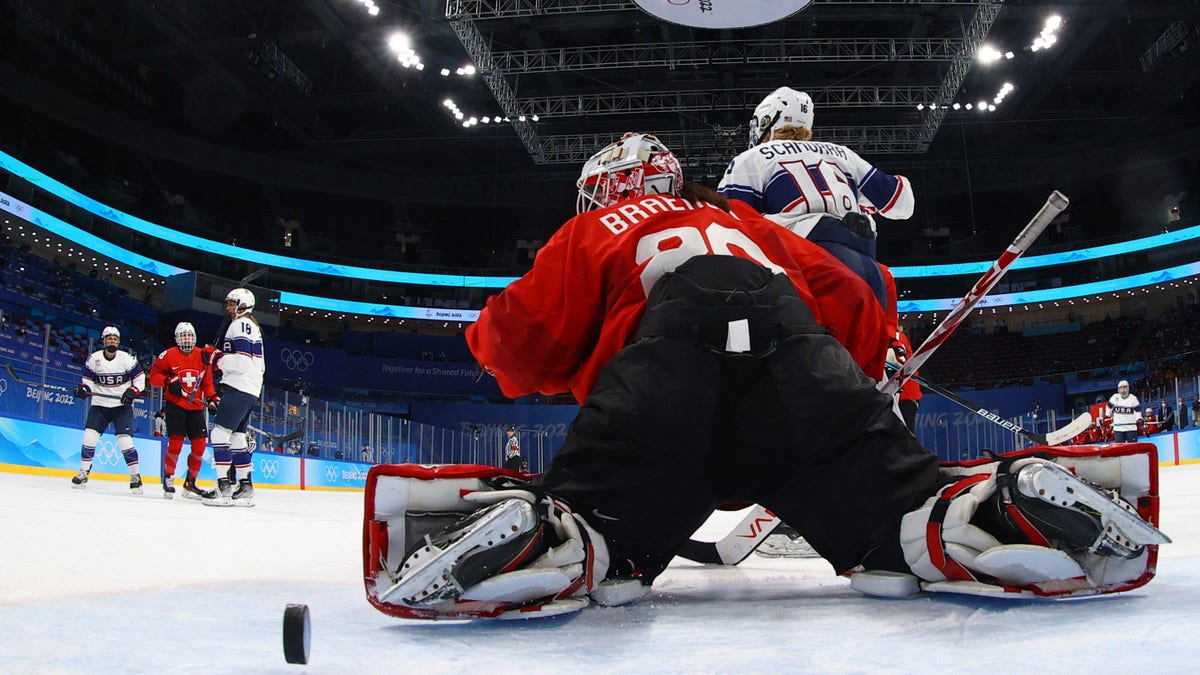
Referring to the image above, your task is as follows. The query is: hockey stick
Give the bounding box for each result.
[897,367,1092,446]
[189,267,268,405]
[879,191,1069,396]
[5,363,126,401]
[675,504,782,565]
[247,423,304,445]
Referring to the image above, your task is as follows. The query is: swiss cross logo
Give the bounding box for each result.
[178,369,200,392]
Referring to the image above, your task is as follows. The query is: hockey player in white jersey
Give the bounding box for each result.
[203,288,265,507]
[70,326,146,493]
[1106,379,1142,442]
[718,86,914,306]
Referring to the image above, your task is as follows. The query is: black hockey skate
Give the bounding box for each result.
[231,477,255,508]
[202,477,233,507]
[70,468,90,489]
[162,473,176,500]
[989,458,1171,558]
[181,474,215,501]
[130,473,143,495]
[378,498,544,607]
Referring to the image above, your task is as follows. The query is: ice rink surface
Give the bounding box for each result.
[1,464,1198,674]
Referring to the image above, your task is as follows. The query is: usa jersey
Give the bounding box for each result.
[149,346,216,411]
[718,139,914,236]
[1107,393,1142,432]
[467,194,889,403]
[219,316,265,396]
[82,349,145,409]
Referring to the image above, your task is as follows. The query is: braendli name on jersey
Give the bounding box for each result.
[597,195,733,236]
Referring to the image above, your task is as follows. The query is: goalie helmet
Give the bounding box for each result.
[748,87,814,148]
[225,288,255,316]
[174,322,196,353]
[576,133,683,214]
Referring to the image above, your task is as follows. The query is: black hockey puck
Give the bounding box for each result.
[282,603,311,665]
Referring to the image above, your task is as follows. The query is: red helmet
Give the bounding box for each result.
[576,133,683,213]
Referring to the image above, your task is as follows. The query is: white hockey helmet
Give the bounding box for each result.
[225,288,255,316]
[174,322,197,353]
[576,132,683,214]
[748,86,814,148]
[1118,380,1130,389]
[101,326,120,342]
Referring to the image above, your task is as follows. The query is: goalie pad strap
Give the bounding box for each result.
[1004,503,1050,547]
[927,473,990,582]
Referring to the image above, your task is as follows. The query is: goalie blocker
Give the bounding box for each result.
[364,443,1168,620]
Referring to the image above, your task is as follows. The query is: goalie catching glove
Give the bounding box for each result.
[363,464,647,621]
[851,443,1170,599]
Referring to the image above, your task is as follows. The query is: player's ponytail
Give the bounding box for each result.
[679,181,731,212]
[771,125,813,142]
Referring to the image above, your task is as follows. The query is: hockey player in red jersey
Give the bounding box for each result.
[149,322,217,500]
[363,134,1168,621]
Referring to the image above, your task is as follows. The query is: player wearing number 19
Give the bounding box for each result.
[70,326,146,492]
[203,288,265,507]
[149,322,217,500]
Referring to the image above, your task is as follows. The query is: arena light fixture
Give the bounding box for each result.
[977,44,1003,64]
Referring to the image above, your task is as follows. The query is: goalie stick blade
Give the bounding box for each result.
[677,504,782,565]
[1044,412,1093,446]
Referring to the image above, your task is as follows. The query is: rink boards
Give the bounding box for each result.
[0,413,373,490]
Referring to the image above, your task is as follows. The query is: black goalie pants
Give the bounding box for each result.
[535,256,939,581]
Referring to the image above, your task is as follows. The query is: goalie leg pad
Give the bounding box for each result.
[364,464,611,620]
[858,444,1170,600]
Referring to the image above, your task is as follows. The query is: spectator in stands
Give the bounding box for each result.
[1178,399,1189,429]
[1159,400,1176,433]
[307,444,320,456]
[1192,399,1200,428]
[153,409,166,437]
[361,443,373,463]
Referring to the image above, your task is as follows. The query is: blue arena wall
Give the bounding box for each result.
[0,413,374,490]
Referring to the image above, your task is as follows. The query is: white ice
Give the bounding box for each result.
[1,466,1198,674]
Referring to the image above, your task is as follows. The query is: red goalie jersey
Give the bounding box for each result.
[467,194,889,403]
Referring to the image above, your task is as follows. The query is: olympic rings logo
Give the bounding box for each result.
[94,439,121,467]
[324,465,340,482]
[258,458,280,479]
[280,348,315,371]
